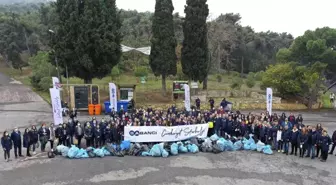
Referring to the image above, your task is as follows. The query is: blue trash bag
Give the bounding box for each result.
[67,145,80,159]
[263,145,273,155]
[75,148,87,159]
[93,149,105,157]
[210,134,219,141]
[112,144,117,150]
[187,144,199,153]
[61,146,70,157]
[233,140,243,151]
[250,143,257,151]
[243,143,251,150]
[226,140,234,151]
[177,142,188,153]
[216,138,226,151]
[120,140,131,151]
[56,145,66,153]
[256,141,266,152]
[81,150,89,158]
[170,143,179,155]
[149,144,162,157]
[102,147,111,156]
[242,138,249,144]
[161,149,169,157]
[248,136,255,145]
[141,151,151,156]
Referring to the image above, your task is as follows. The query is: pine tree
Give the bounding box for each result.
[181,0,209,82]
[149,0,177,95]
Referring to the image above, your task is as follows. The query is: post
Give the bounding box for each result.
[55,56,61,83]
[66,64,70,103]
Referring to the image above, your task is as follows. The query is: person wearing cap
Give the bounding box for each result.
[38,123,50,152]
[10,127,23,158]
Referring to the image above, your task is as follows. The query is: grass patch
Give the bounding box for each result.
[321,93,333,109]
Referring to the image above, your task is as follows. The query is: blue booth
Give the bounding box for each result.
[104,101,129,114]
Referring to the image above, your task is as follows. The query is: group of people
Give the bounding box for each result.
[1,99,336,163]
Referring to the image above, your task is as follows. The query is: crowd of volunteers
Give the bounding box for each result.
[1,98,336,162]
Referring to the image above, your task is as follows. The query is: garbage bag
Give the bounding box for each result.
[67,145,79,159]
[149,144,162,157]
[226,140,234,151]
[105,144,117,156]
[120,140,131,151]
[75,148,88,159]
[243,143,251,150]
[87,147,96,158]
[161,149,169,158]
[263,145,273,155]
[56,145,66,153]
[102,147,111,156]
[187,144,199,153]
[256,141,266,152]
[93,149,105,157]
[141,151,151,156]
[80,150,89,158]
[242,138,249,144]
[250,143,257,151]
[216,138,226,151]
[170,143,179,155]
[61,146,70,157]
[212,144,222,154]
[177,142,188,153]
[210,134,219,141]
[233,140,243,151]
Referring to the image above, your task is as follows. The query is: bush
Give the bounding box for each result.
[254,71,264,81]
[230,71,240,77]
[215,74,222,82]
[38,77,52,91]
[231,78,242,89]
[176,63,188,80]
[134,66,148,77]
[111,66,120,79]
[245,78,256,88]
[247,72,255,79]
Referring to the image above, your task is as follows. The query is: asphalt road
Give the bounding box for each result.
[1,72,336,185]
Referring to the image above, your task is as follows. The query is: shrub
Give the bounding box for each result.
[245,77,256,88]
[215,74,222,82]
[231,78,242,89]
[254,71,264,81]
[230,71,240,77]
[134,66,148,77]
[38,76,52,91]
[111,66,120,79]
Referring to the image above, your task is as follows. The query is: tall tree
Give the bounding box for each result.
[53,0,122,83]
[181,0,209,82]
[149,0,177,95]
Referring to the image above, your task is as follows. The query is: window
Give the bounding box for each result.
[120,90,128,100]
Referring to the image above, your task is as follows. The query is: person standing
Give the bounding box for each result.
[30,125,39,155]
[330,93,335,104]
[298,127,308,158]
[38,124,50,152]
[23,128,31,157]
[48,123,56,152]
[328,129,336,155]
[75,122,84,148]
[84,122,93,147]
[10,127,23,158]
[195,97,201,110]
[208,98,215,110]
[321,130,332,162]
[94,124,103,148]
[1,131,12,162]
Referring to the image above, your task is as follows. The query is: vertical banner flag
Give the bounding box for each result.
[266,88,273,115]
[109,83,118,111]
[50,88,63,126]
[52,77,61,89]
[184,84,191,111]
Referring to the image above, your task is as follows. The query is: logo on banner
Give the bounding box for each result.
[268,94,271,104]
[55,82,62,89]
[129,130,157,136]
[112,89,115,98]
[53,96,62,119]
[161,125,206,139]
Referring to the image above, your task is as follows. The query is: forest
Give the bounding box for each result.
[0,0,335,108]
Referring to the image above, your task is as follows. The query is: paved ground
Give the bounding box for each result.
[1,72,336,185]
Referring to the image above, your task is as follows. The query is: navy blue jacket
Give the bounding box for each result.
[1,136,12,150]
[214,118,222,130]
[94,127,103,139]
[282,129,291,142]
[332,130,336,143]
[321,135,332,152]
[23,132,30,148]
[290,130,300,144]
[84,126,94,139]
[10,131,22,146]
[30,129,39,143]
[226,120,233,134]
[311,131,318,145]
[221,118,227,132]
[298,132,308,146]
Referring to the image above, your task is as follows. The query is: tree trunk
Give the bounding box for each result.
[240,56,244,77]
[203,76,208,90]
[161,74,167,96]
[23,28,32,57]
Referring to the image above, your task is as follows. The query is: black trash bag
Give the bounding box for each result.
[190,137,199,145]
[86,148,96,158]
[106,145,118,156]
[212,144,222,154]
[48,151,55,158]
[141,144,150,152]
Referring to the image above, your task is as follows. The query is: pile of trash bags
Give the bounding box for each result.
[55,134,272,159]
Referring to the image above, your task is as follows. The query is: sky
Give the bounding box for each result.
[116,0,336,37]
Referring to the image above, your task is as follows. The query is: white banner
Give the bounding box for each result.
[52,77,61,90]
[266,88,273,115]
[50,88,63,126]
[184,84,191,111]
[109,83,118,111]
[124,124,209,143]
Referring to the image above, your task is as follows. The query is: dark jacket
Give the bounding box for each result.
[1,136,12,150]
[290,130,300,144]
[84,126,94,139]
[321,135,332,152]
[298,132,308,146]
[38,127,50,141]
[104,127,112,143]
[30,128,39,143]
[75,126,84,138]
[282,129,291,142]
[226,120,233,134]
[56,127,70,140]
[23,132,30,148]
[111,126,119,142]
[94,126,103,139]
[215,118,222,131]
[10,131,22,146]
[332,130,336,143]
